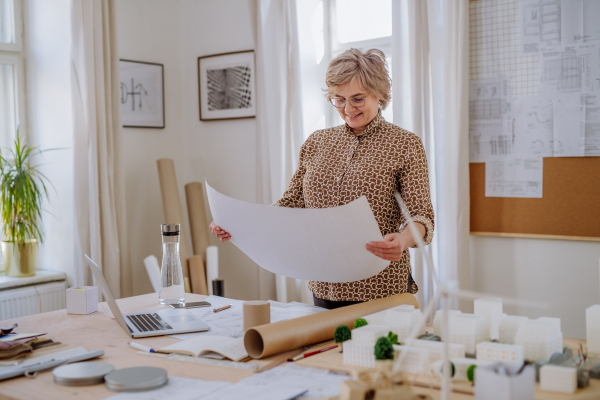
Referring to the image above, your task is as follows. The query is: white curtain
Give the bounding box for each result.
[392,0,471,311]
[71,0,132,298]
[254,0,311,303]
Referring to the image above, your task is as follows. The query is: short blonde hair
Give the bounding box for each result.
[325,48,392,110]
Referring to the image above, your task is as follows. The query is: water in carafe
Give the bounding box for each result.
[159,224,185,305]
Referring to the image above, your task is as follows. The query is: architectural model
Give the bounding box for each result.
[539,365,577,394]
[475,363,535,400]
[363,304,414,326]
[447,313,488,354]
[586,305,600,353]
[474,298,503,340]
[514,318,562,361]
[411,339,466,365]
[450,358,491,381]
[476,341,524,366]
[433,309,461,337]
[498,315,529,344]
[384,306,425,341]
[392,345,429,374]
[351,324,389,345]
[343,340,376,368]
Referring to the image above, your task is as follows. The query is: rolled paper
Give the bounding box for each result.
[188,255,208,295]
[206,246,219,295]
[212,279,224,297]
[243,301,271,331]
[143,255,161,292]
[184,182,211,260]
[244,293,419,359]
[156,159,190,282]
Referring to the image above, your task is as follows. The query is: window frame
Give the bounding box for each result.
[0,0,27,140]
[326,0,392,126]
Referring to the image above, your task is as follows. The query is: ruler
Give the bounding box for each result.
[137,351,261,371]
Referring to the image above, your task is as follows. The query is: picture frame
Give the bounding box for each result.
[119,59,165,128]
[198,50,256,121]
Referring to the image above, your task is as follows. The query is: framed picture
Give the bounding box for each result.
[198,50,256,121]
[119,60,165,128]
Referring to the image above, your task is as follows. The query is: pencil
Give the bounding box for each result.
[290,345,338,361]
[213,304,232,313]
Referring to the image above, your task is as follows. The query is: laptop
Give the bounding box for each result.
[85,255,209,338]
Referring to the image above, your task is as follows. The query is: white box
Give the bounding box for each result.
[343,340,375,368]
[586,305,600,353]
[474,298,503,340]
[475,363,535,400]
[66,286,98,315]
[539,365,577,394]
[351,324,390,345]
[476,342,524,366]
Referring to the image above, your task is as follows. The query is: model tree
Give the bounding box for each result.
[353,318,368,329]
[374,337,394,360]
[387,331,399,345]
[334,325,351,344]
[467,364,477,382]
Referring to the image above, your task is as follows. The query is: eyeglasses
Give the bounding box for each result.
[330,95,368,108]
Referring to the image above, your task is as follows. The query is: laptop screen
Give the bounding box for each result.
[84,255,132,337]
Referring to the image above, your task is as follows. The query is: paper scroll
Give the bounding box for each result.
[243,301,270,331]
[206,246,219,296]
[244,293,419,359]
[185,182,211,260]
[188,255,208,295]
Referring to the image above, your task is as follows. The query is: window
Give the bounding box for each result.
[328,0,393,125]
[0,0,26,149]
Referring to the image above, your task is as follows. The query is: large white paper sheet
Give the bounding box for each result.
[205,181,388,283]
[485,156,544,198]
[469,78,513,162]
[561,0,600,46]
[512,96,554,156]
[539,44,600,94]
[519,0,562,55]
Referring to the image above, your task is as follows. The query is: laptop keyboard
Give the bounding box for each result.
[126,313,173,332]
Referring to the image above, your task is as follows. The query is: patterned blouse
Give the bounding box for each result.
[276,111,434,301]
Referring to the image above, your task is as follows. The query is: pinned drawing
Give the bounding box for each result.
[198,51,256,121]
[119,60,165,128]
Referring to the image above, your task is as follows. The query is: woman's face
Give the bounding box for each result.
[333,79,380,135]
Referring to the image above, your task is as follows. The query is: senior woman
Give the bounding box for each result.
[210,48,434,310]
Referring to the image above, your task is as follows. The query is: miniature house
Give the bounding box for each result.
[499,315,529,344]
[586,305,600,353]
[540,365,577,394]
[392,345,430,374]
[433,309,461,337]
[447,313,489,354]
[384,307,425,341]
[514,318,562,362]
[474,298,503,340]
[476,341,524,366]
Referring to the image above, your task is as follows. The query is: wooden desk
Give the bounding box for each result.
[0,293,598,400]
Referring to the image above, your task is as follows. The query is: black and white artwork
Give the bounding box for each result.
[198,51,256,120]
[119,60,165,128]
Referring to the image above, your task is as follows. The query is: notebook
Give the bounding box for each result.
[155,335,248,362]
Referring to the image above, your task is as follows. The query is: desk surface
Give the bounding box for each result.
[0,293,598,400]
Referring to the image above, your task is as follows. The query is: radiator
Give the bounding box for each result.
[0,281,66,321]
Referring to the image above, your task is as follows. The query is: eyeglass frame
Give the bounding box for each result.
[329,94,370,108]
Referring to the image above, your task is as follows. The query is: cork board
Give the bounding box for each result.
[470,158,600,241]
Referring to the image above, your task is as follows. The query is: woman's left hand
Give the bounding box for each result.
[365,233,406,262]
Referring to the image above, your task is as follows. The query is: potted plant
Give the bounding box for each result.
[0,132,52,277]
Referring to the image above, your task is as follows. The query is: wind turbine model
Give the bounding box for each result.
[392,192,546,400]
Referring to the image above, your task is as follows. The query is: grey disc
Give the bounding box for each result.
[104,366,168,392]
[53,362,115,386]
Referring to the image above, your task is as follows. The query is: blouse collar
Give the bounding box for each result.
[345,109,385,138]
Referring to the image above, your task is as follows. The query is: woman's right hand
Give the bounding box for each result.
[210,221,231,242]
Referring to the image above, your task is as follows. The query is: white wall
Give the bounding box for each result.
[471,236,600,339]
[179,0,261,300]
[24,0,77,283]
[114,0,189,296]
[115,0,262,299]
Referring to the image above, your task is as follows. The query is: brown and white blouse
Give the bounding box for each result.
[276,111,434,302]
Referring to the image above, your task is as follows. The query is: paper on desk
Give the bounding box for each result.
[105,376,231,400]
[236,364,348,399]
[485,155,544,198]
[206,181,388,283]
[200,383,307,400]
[170,295,326,340]
[0,347,88,371]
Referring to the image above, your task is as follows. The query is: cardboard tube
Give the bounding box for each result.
[185,182,211,260]
[156,158,190,281]
[243,301,270,331]
[244,293,418,359]
[188,255,208,295]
